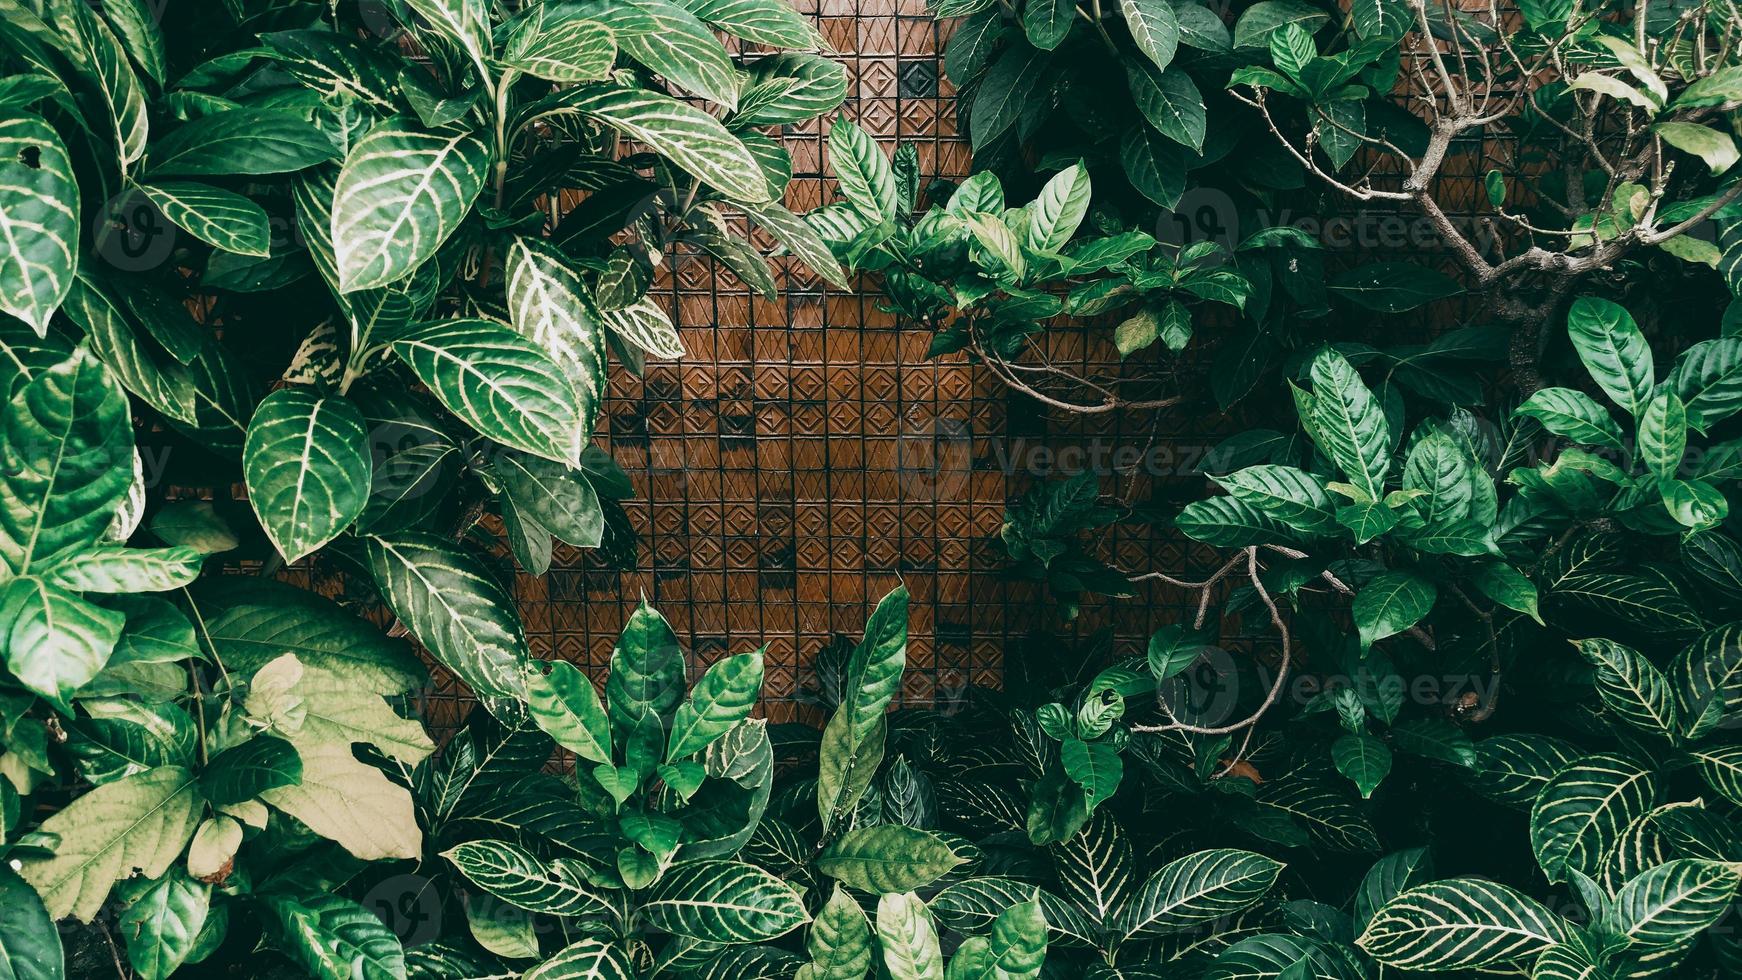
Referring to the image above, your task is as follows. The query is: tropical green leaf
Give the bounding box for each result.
[1356,878,1565,971]
[1515,388,1626,449]
[42,546,203,594]
[1118,849,1284,942]
[1121,0,1181,70]
[1352,571,1434,653]
[362,532,529,702]
[199,735,301,806]
[525,659,613,765]
[392,319,583,465]
[1307,348,1390,500]
[798,885,873,980]
[504,237,607,436]
[817,825,968,893]
[1572,638,1680,740]
[668,649,764,760]
[260,894,406,980]
[259,741,421,862]
[1566,296,1655,416]
[875,892,944,980]
[1606,858,1741,946]
[243,388,371,563]
[117,868,209,980]
[818,585,909,833]
[134,181,270,257]
[0,866,62,980]
[522,939,635,980]
[641,861,810,943]
[1333,733,1391,799]
[443,840,615,918]
[331,118,489,292]
[0,114,77,335]
[1469,734,1584,808]
[1529,753,1660,883]
[829,116,898,223]
[1026,162,1092,252]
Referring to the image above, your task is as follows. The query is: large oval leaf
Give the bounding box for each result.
[260,894,405,980]
[362,532,529,702]
[1356,878,1565,971]
[504,237,607,433]
[392,319,583,464]
[1529,753,1660,883]
[0,865,62,980]
[443,840,616,918]
[641,861,809,943]
[817,825,967,894]
[331,118,489,292]
[522,939,635,980]
[1607,858,1741,946]
[1117,848,1283,942]
[1566,296,1654,417]
[17,766,202,922]
[0,349,133,575]
[243,388,371,563]
[0,114,78,335]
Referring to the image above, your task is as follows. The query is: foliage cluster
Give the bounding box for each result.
[4,0,1742,978]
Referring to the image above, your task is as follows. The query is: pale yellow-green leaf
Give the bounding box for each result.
[260,655,433,765]
[17,766,202,921]
[244,653,307,735]
[260,742,420,861]
[186,816,242,883]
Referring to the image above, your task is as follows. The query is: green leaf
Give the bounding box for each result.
[969,46,1048,150]
[1606,858,1741,946]
[133,182,270,257]
[392,319,584,465]
[1467,562,1543,623]
[1529,753,1660,883]
[1692,745,1742,805]
[525,660,613,765]
[799,885,873,980]
[526,83,769,203]
[1307,348,1389,500]
[1120,0,1181,70]
[1566,296,1655,416]
[500,7,617,82]
[1672,623,1742,739]
[497,452,604,548]
[243,388,371,563]
[1060,737,1123,807]
[1119,124,1187,208]
[504,237,607,436]
[1118,848,1284,942]
[668,649,764,760]
[1354,847,1434,932]
[17,766,202,922]
[331,118,490,292]
[642,861,810,943]
[1655,122,1739,174]
[443,840,615,918]
[1515,387,1625,449]
[816,825,968,893]
[1234,0,1331,48]
[261,894,405,980]
[1175,495,1295,547]
[43,546,203,594]
[1352,571,1434,653]
[199,735,301,806]
[362,532,529,702]
[0,576,125,711]
[876,892,944,980]
[0,866,62,980]
[259,741,421,862]
[1022,0,1074,48]
[1127,62,1206,151]
[597,295,684,360]
[117,868,209,980]
[254,654,435,765]
[1351,0,1409,38]
[1356,878,1565,971]
[829,116,898,223]
[1572,638,1680,740]
[1333,733,1391,798]
[1668,337,1742,431]
[744,201,852,290]
[1026,163,1092,252]
[521,939,635,980]
[149,107,339,177]
[1390,718,1477,767]
[1638,389,1688,479]
[0,115,78,335]
[818,585,909,833]
[0,349,134,574]
[1212,465,1337,535]
[60,274,198,425]
[1470,734,1584,808]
